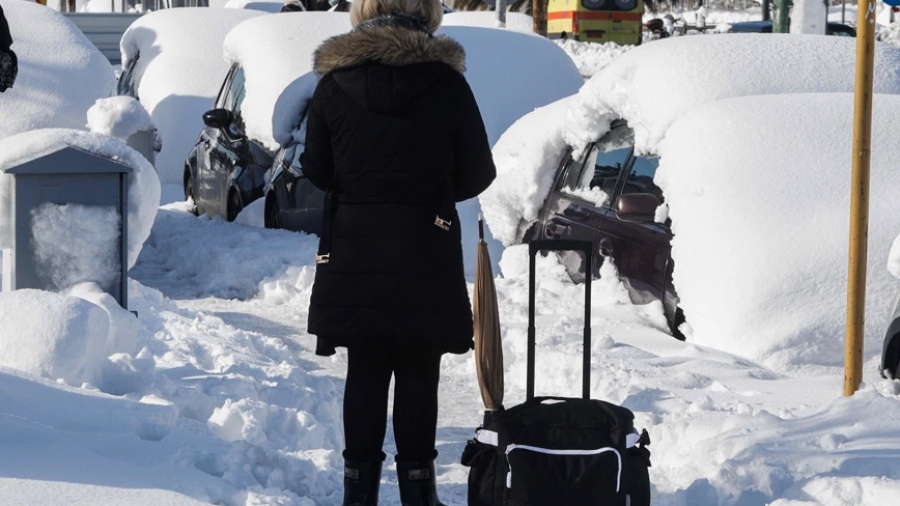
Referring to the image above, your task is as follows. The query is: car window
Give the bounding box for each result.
[224,67,247,114]
[621,156,664,203]
[559,125,634,208]
[117,53,140,98]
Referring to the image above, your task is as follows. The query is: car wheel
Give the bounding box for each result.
[264,194,282,229]
[227,189,243,222]
[184,168,199,217]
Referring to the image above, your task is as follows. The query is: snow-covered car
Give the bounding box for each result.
[185,12,352,220]
[259,24,584,273]
[0,1,115,140]
[118,7,266,188]
[482,34,900,355]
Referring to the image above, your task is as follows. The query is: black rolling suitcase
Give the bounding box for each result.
[461,240,652,506]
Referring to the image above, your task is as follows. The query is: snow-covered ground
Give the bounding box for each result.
[3,201,899,505]
[2,9,900,506]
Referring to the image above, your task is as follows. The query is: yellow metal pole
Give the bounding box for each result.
[844,0,878,397]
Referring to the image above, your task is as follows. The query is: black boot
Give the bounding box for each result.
[343,460,381,506]
[397,460,445,506]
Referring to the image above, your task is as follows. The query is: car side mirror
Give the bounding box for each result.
[616,193,661,223]
[203,108,232,129]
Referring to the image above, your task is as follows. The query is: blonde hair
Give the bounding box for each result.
[350,0,443,33]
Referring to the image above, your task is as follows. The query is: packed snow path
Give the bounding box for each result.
[122,204,900,506]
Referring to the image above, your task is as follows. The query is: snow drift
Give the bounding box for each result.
[0,129,161,270]
[656,93,900,370]
[0,0,116,140]
[119,7,266,186]
[86,96,157,141]
[564,34,900,153]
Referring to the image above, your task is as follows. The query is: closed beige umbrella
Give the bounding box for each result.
[473,214,504,411]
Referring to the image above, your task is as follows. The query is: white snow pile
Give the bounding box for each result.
[0,129,161,270]
[479,96,574,246]
[555,39,633,78]
[119,7,267,186]
[565,34,900,152]
[223,12,353,152]
[0,0,116,141]
[441,11,535,33]
[0,286,137,387]
[86,96,157,142]
[657,93,900,370]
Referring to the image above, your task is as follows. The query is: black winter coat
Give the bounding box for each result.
[302,20,496,356]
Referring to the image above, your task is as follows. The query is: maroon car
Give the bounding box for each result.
[529,122,685,338]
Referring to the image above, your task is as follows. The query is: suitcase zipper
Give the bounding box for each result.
[505,444,622,492]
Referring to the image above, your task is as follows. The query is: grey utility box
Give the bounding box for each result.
[1,146,131,308]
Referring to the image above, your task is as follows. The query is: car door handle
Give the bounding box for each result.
[566,206,593,220]
[599,238,614,257]
[545,222,570,239]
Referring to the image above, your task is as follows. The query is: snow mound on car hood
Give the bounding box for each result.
[0,0,115,140]
[657,93,900,370]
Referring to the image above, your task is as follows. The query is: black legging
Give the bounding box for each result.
[343,337,442,463]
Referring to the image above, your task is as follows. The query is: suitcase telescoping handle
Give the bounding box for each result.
[527,239,592,401]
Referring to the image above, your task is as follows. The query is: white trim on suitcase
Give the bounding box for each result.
[504,444,622,493]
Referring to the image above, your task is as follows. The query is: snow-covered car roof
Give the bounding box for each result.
[223,12,354,153]
[565,34,900,153]
[119,7,267,187]
[442,11,535,33]
[225,14,583,152]
[0,1,115,141]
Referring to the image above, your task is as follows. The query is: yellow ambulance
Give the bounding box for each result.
[547,0,644,45]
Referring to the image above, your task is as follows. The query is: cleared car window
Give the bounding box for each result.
[117,54,139,98]
[622,156,664,203]
[560,125,634,208]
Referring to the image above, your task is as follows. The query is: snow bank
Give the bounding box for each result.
[120,7,266,186]
[0,129,161,270]
[791,0,827,34]
[442,11,535,33]
[223,12,353,152]
[480,96,574,246]
[0,290,112,386]
[0,0,115,140]
[555,39,633,78]
[565,35,900,153]
[656,93,900,370]
[86,96,156,141]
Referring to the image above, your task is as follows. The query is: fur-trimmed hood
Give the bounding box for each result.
[313,25,466,75]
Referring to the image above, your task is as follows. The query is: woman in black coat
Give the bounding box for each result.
[302,0,496,503]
